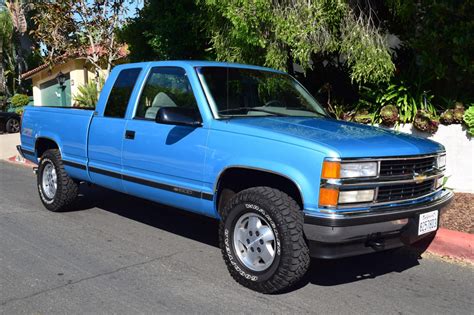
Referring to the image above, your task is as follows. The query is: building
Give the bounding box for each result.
[21,47,128,107]
[21,57,97,107]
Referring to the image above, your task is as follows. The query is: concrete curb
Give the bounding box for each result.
[6,155,35,168]
[427,228,474,263]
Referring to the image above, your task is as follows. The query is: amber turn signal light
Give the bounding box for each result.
[319,188,339,207]
[322,161,341,179]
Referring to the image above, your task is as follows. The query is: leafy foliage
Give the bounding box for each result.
[202,0,394,84]
[31,0,133,80]
[0,7,13,97]
[357,82,437,124]
[386,0,474,102]
[379,105,399,127]
[119,0,210,61]
[73,78,104,108]
[440,109,454,125]
[463,106,474,136]
[10,93,29,107]
[413,110,439,134]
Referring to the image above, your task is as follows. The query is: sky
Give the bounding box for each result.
[124,0,144,19]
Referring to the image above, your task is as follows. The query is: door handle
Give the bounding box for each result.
[125,130,135,140]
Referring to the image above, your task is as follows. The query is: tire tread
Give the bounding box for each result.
[219,186,310,293]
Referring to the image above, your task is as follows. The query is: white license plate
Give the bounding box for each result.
[418,210,439,236]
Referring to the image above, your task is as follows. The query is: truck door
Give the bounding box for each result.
[121,66,210,215]
[87,67,142,192]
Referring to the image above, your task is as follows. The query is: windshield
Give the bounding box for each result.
[196,67,327,118]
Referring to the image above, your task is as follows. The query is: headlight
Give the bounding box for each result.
[322,160,378,179]
[436,154,446,169]
[338,189,375,204]
[340,162,378,178]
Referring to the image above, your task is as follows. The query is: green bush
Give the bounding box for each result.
[11,94,30,108]
[380,105,399,127]
[73,79,104,108]
[463,106,474,136]
[413,110,439,134]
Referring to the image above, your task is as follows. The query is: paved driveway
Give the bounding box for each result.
[1,161,473,314]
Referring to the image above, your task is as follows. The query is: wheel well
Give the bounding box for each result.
[216,168,304,214]
[35,138,59,158]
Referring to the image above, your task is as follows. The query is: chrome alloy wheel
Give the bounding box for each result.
[42,162,57,199]
[233,212,276,272]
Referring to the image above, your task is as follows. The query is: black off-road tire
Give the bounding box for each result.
[219,186,310,293]
[6,118,20,133]
[37,149,78,212]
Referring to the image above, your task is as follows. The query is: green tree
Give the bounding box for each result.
[202,0,395,85]
[32,0,135,85]
[0,5,13,100]
[119,0,212,61]
[386,0,474,102]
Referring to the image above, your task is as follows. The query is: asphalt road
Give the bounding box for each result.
[1,161,473,314]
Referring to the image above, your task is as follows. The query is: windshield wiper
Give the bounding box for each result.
[285,106,327,117]
[218,107,290,117]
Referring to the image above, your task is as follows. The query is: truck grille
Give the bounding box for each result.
[377,179,435,202]
[380,156,436,177]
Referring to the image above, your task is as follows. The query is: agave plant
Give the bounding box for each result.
[414,110,439,134]
[73,78,104,108]
[453,102,465,123]
[353,109,372,124]
[379,105,399,127]
[440,109,454,125]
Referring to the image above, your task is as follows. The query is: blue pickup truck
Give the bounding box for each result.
[18,61,453,293]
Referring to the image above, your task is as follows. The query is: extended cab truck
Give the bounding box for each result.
[18,61,453,293]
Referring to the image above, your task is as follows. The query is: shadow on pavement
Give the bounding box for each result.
[72,183,426,290]
[72,184,220,248]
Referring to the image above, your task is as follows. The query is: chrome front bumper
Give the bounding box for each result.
[303,190,454,259]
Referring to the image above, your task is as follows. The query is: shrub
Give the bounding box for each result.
[353,109,372,124]
[463,106,474,136]
[380,105,399,127]
[453,102,465,123]
[440,109,454,125]
[11,94,30,108]
[414,110,439,134]
[73,79,104,108]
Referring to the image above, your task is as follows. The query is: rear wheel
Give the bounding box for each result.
[37,149,78,212]
[6,118,20,133]
[219,186,310,293]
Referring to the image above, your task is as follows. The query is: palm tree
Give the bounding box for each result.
[0,3,13,107]
[0,0,30,107]
[6,0,29,91]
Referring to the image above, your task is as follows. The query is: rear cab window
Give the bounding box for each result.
[104,68,142,118]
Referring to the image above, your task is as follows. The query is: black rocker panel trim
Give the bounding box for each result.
[83,164,214,201]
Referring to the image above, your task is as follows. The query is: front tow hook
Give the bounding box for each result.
[366,234,386,250]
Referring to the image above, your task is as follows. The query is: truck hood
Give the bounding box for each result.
[220,117,444,158]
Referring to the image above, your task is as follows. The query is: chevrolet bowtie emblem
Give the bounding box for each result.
[413,172,427,183]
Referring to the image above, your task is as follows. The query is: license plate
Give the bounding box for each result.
[418,210,439,236]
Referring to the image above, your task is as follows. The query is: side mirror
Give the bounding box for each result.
[156,107,202,127]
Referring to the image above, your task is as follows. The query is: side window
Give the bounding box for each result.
[135,67,198,119]
[104,68,142,118]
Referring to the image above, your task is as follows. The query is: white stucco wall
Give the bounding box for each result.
[389,124,474,193]
[31,59,96,106]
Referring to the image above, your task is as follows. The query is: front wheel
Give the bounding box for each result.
[37,149,78,212]
[219,187,310,293]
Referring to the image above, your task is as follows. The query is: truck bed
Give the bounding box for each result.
[21,106,94,168]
